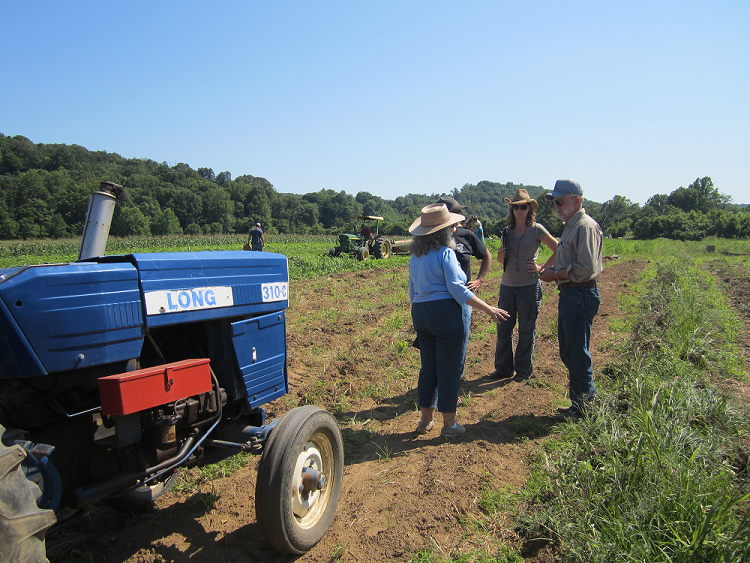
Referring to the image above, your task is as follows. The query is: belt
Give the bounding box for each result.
[558,280,597,291]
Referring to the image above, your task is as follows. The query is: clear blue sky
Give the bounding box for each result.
[3,1,748,205]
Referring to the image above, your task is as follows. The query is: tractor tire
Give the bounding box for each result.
[328,247,339,257]
[0,424,56,563]
[255,406,343,554]
[371,237,391,259]
[356,247,369,261]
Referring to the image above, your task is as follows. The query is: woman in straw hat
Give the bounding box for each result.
[409,204,509,439]
[492,189,558,381]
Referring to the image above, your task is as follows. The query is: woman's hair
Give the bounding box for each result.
[506,207,536,228]
[409,226,456,257]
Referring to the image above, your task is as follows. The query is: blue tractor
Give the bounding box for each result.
[0,183,343,561]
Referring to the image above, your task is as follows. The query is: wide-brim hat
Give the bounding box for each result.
[435,196,467,213]
[504,189,538,211]
[409,203,467,236]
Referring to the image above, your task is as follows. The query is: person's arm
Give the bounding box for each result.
[564,225,601,282]
[539,266,566,283]
[527,233,559,275]
[467,252,491,291]
[467,294,509,322]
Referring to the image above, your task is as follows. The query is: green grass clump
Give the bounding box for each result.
[512,258,750,562]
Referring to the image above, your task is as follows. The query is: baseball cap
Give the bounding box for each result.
[256,222,261,227]
[545,179,583,199]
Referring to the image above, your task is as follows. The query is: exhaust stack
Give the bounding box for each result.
[78,181,129,260]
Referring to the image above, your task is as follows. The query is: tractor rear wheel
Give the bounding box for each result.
[255,406,343,554]
[356,247,369,261]
[371,237,391,259]
[0,424,56,563]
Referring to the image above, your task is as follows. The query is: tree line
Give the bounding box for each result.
[1,133,748,241]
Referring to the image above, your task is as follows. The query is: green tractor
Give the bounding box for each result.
[329,216,394,261]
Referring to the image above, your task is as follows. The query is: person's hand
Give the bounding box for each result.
[487,306,510,322]
[496,248,506,263]
[467,278,483,291]
[525,261,541,275]
[539,269,557,283]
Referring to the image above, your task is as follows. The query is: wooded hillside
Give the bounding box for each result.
[1,133,748,240]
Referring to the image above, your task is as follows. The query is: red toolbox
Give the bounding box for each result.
[99,358,212,416]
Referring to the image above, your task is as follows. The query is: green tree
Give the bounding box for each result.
[668,177,727,213]
[203,188,232,232]
[150,208,182,235]
[48,214,68,238]
[111,206,151,236]
[599,195,640,236]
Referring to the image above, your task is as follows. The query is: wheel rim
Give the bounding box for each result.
[290,432,335,530]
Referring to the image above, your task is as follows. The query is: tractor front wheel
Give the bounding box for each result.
[255,406,344,554]
[356,247,369,261]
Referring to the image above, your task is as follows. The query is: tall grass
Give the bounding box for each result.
[514,257,750,562]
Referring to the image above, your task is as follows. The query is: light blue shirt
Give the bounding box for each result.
[409,246,473,304]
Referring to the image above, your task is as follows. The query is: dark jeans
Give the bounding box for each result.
[494,281,542,379]
[558,286,600,413]
[412,298,467,413]
[460,304,471,375]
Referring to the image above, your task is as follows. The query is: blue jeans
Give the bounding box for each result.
[412,299,467,413]
[494,281,542,379]
[558,286,600,413]
[460,304,472,376]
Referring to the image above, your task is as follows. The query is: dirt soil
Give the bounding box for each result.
[46,259,747,563]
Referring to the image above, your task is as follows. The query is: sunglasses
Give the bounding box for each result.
[553,199,566,207]
[511,204,529,211]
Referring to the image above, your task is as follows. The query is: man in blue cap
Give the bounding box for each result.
[538,180,603,421]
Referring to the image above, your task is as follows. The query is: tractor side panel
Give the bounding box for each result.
[0,263,145,376]
[231,311,287,408]
[132,252,289,328]
[338,234,352,253]
[0,296,46,378]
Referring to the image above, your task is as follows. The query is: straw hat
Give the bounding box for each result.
[504,189,538,211]
[409,204,466,236]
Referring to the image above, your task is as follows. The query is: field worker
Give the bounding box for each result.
[475,219,485,242]
[538,180,603,421]
[249,222,265,251]
[435,196,492,379]
[409,204,509,438]
[492,189,558,382]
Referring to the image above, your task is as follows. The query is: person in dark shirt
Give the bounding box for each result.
[435,197,492,379]
[436,197,491,292]
[249,223,265,251]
